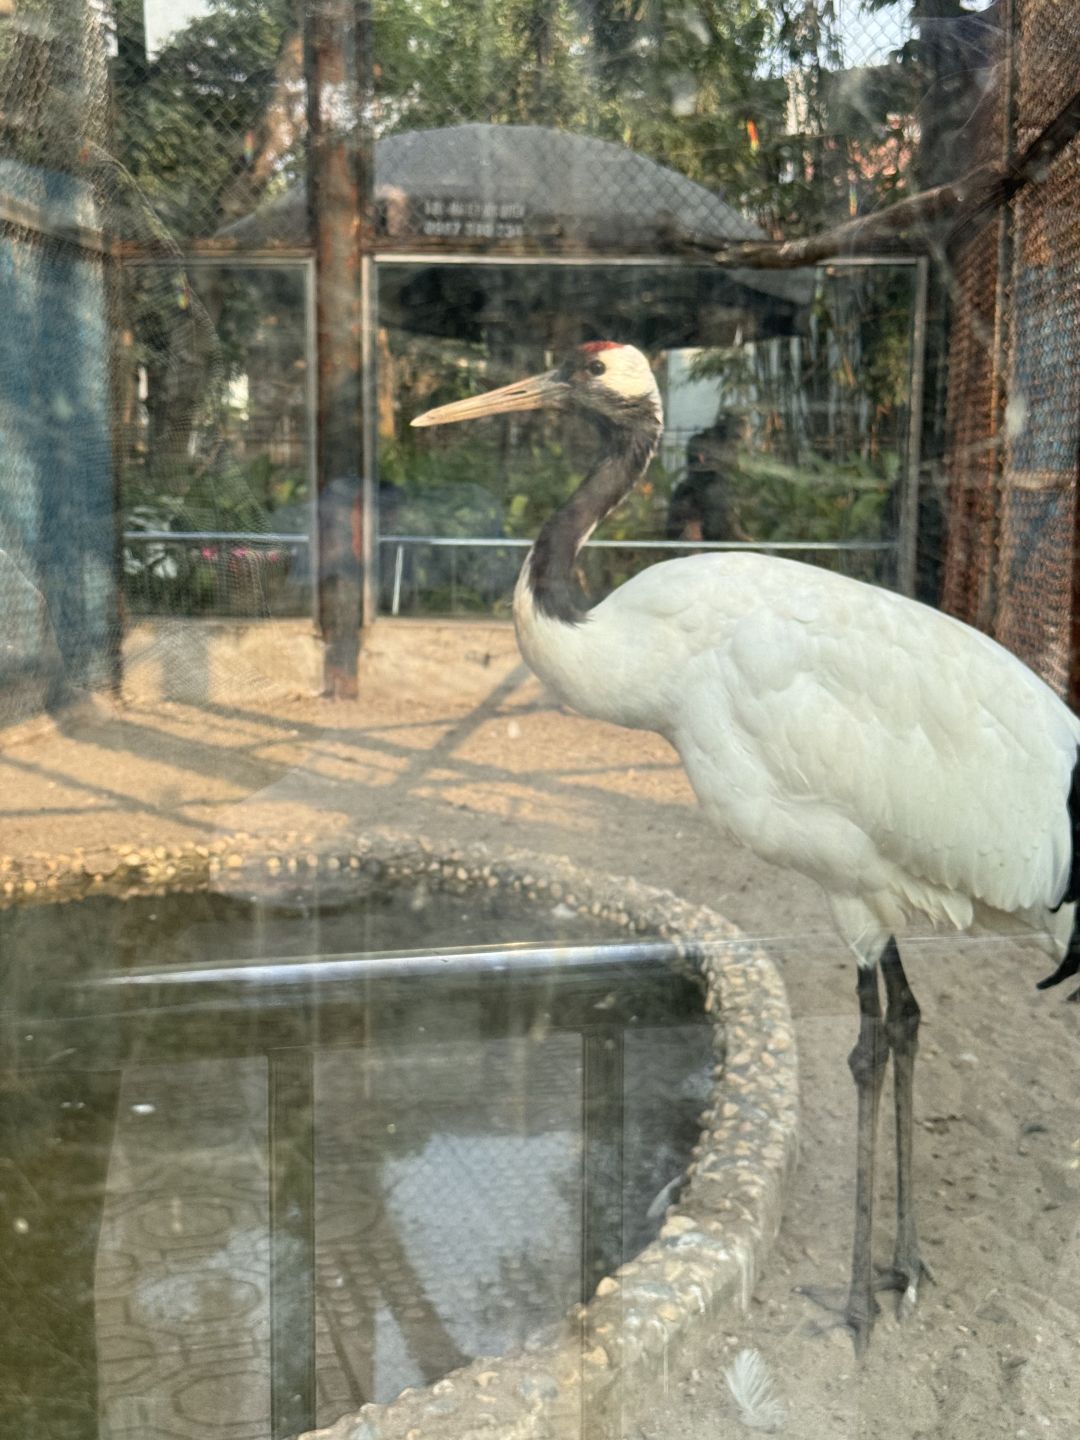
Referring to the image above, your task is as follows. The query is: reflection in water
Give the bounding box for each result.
[0,885,713,1436]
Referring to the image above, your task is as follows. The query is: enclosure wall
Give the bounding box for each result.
[0,176,117,725]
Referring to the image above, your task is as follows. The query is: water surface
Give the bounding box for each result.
[0,881,713,1436]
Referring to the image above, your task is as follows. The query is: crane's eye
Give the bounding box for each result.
[586,359,606,377]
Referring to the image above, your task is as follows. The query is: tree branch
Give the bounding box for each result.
[685,86,1080,269]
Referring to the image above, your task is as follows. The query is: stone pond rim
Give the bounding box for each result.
[0,830,798,1440]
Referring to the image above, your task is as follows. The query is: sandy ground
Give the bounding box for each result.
[1,617,1078,1440]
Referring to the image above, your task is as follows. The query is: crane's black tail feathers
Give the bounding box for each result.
[1063,747,1080,905]
[1037,746,1080,996]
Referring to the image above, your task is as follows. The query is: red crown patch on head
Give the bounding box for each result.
[580,340,622,353]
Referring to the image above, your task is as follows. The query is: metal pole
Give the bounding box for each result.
[105,240,128,701]
[268,1047,316,1439]
[303,256,320,630]
[985,0,1019,635]
[580,1025,624,1440]
[90,937,712,992]
[375,534,895,553]
[581,1027,624,1299]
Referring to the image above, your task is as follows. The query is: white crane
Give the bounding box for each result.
[412,341,1080,1353]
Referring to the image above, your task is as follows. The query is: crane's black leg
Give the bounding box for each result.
[843,960,889,1353]
[880,938,932,1316]
[800,962,889,1352]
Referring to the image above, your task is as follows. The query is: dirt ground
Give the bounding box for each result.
[2,618,1078,1440]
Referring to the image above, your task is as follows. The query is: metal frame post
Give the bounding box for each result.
[361,250,378,629]
[899,256,930,598]
[268,1047,317,1439]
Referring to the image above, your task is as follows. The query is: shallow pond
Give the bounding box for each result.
[0,878,714,1437]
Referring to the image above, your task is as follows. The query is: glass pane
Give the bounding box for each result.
[119,262,314,618]
[2,1,1078,1438]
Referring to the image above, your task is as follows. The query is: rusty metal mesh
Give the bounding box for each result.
[942,0,1080,697]
[938,0,1004,632]
[940,220,1002,631]
[995,0,1080,696]
[995,205,1080,693]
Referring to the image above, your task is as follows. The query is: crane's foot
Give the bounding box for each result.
[797,1255,930,1350]
[793,1282,879,1357]
[878,1214,934,1320]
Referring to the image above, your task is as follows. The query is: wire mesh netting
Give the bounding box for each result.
[996,0,1080,697]
[2,0,1078,674]
[199,0,919,254]
[939,218,1001,632]
[0,0,285,713]
[4,5,1080,1440]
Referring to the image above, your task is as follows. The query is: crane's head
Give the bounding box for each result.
[411,342,662,436]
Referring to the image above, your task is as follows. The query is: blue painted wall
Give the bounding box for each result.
[0,160,117,721]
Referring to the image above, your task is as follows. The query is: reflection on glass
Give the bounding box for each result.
[382,262,918,616]
[0,882,711,1430]
[1,0,1077,1437]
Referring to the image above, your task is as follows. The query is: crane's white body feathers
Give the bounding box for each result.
[421,340,1054,1346]
[516,550,1080,967]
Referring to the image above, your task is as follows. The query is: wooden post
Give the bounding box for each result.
[306,0,375,698]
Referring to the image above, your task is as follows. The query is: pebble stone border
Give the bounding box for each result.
[0,831,799,1440]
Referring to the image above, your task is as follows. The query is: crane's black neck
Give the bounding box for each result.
[527,414,661,625]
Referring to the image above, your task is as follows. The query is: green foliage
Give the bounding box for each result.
[689,263,917,476]
[106,0,924,618]
[122,454,306,533]
[374,0,789,220]
[120,453,309,616]
[109,0,814,243]
[114,0,296,242]
[725,449,893,543]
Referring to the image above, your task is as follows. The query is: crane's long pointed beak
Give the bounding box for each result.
[410,370,566,428]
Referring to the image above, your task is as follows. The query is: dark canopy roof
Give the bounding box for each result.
[372,123,767,252]
[220,124,812,341]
